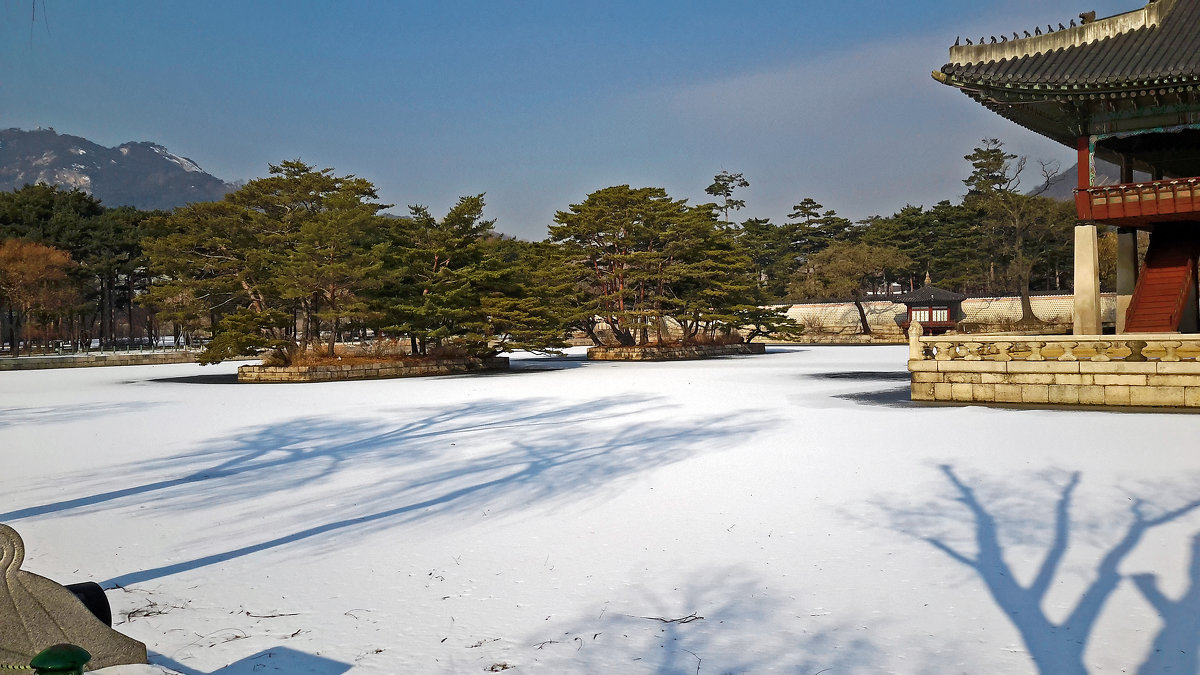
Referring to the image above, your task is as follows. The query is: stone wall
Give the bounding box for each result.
[787,294,1117,337]
[909,332,1200,408]
[238,357,510,383]
[911,359,1200,407]
[587,343,766,361]
[0,351,198,370]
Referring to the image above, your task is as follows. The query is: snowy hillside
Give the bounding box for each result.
[0,128,233,209]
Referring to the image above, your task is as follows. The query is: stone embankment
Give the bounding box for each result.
[0,351,197,370]
[587,343,766,361]
[238,356,509,383]
[909,329,1200,408]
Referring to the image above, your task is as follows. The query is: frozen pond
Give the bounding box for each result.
[3,345,1200,674]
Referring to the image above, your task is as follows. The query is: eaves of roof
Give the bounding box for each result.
[935,0,1200,99]
[893,286,968,304]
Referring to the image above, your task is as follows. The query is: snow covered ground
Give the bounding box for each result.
[4,345,1200,674]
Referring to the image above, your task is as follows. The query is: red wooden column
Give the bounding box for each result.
[1075,136,1093,219]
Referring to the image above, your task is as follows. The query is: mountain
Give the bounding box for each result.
[1035,158,1122,201]
[0,127,235,210]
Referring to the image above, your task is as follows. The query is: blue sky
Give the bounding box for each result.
[3,0,1136,239]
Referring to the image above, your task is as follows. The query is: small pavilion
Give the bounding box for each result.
[895,285,966,335]
[933,0,1200,334]
[909,0,1200,409]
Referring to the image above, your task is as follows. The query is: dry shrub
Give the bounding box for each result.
[689,331,745,346]
[428,343,469,359]
[369,338,411,358]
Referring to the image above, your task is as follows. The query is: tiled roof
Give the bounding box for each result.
[893,286,967,304]
[937,0,1200,96]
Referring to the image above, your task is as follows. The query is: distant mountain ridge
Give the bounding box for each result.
[0,128,235,210]
[1035,159,1122,201]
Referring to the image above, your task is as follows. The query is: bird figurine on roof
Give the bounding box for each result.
[1070,18,1077,27]
[1035,26,1042,35]
[990,36,997,43]
[954,36,961,46]
[1024,29,1032,38]
[1059,22,1067,31]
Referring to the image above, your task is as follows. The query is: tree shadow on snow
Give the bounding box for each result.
[0,401,163,428]
[149,646,350,674]
[523,566,881,674]
[881,465,1200,674]
[2,395,770,588]
[1,396,654,523]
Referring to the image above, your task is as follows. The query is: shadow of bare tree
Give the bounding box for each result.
[0,396,664,522]
[884,465,1200,675]
[3,396,770,588]
[0,402,163,428]
[150,646,350,674]
[520,566,881,673]
[1132,532,1200,674]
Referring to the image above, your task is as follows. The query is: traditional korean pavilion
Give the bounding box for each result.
[933,0,1200,334]
[894,286,966,335]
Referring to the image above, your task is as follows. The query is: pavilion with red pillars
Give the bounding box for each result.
[934,0,1200,334]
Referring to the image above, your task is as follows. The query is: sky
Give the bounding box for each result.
[2,0,1139,239]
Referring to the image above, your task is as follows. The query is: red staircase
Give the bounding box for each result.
[1125,239,1199,332]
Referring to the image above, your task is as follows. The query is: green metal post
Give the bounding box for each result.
[29,644,90,675]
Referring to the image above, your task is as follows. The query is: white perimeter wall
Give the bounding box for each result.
[787,294,1118,335]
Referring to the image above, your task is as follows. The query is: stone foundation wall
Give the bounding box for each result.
[909,332,1200,408]
[0,351,198,370]
[238,356,509,383]
[910,359,1200,407]
[587,343,766,361]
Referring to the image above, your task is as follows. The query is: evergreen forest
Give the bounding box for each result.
[0,141,1102,362]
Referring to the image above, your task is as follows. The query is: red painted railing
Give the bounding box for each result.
[1075,177,1200,224]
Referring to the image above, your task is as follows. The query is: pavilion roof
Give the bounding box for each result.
[893,286,966,305]
[935,0,1200,99]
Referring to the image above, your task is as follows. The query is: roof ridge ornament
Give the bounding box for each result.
[946,0,1178,65]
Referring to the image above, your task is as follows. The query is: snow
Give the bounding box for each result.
[149,145,203,173]
[4,346,1200,674]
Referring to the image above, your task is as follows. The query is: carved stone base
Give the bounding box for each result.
[1,523,147,670]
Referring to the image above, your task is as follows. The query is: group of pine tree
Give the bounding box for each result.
[0,140,1093,361]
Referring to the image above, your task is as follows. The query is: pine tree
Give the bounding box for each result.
[550,185,771,346]
[144,160,391,363]
[704,170,749,226]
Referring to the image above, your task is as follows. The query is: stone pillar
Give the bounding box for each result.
[1074,223,1102,335]
[1115,227,1139,333]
